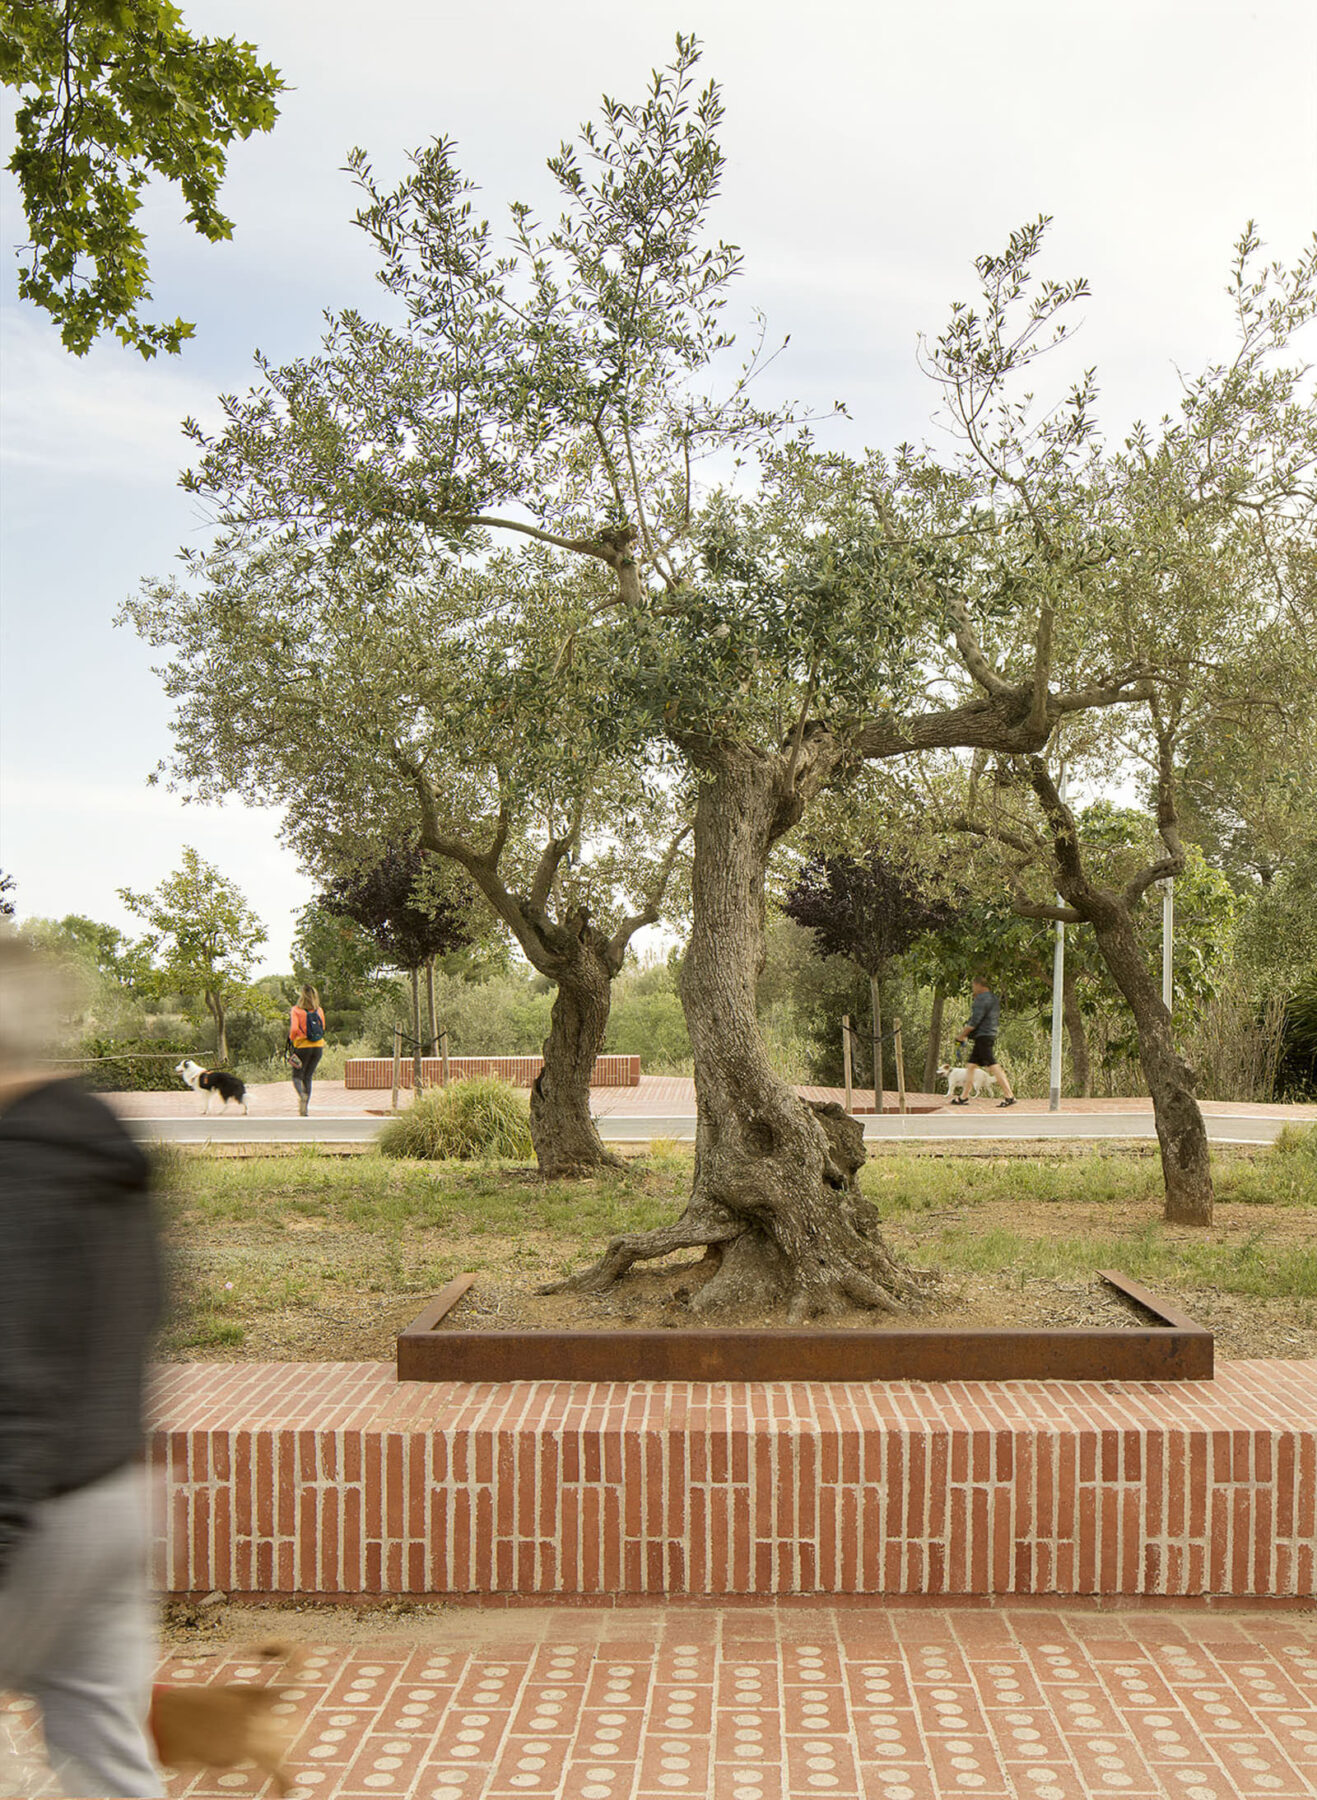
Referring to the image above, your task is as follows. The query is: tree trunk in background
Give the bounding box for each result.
[869,972,883,1114]
[1061,964,1092,1097]
[530,942,624,1178]
[1085,901,1212,1224]
[410,968,424,1095]
[208,993,229,1064]
[923,986,946,1093]
[549,747,920,1316]
[426,958,439,1055]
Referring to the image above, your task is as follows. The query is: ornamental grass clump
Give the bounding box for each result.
[378,1077,534,1161]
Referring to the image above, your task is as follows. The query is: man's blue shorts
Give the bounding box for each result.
[969,1036,997,1067]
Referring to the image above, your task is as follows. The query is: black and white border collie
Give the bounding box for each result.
[175,1060,248,1114]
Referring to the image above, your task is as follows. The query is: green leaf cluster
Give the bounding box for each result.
[2,0,282,354]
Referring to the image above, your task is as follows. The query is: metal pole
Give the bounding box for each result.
[894,1018,907,1116]
[391,1024,402,1113]
[1162,878,1174,1014]
[842,1014,853,1115]
[1049,771,1068,1113]
[440,1028,451,1089]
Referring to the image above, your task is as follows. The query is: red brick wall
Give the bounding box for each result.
[344,1055,641,1091]
[148,1361,1317,1600]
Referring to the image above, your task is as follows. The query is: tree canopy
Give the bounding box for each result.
[1,0,282,355]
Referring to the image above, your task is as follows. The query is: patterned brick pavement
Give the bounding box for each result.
[8,1604,1317,1799]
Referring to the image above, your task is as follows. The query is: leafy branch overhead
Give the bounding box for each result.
[1,0,283,355]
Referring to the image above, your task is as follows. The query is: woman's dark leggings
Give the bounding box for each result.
[292,1047,323,1105]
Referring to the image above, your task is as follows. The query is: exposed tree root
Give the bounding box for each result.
[543,1100,928,1319]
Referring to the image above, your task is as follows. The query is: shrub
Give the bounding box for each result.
[605,987,691,1070]
[78,1034,197,1091]
[378,1076,534,1161]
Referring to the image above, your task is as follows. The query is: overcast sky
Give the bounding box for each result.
[2,0,1314,971]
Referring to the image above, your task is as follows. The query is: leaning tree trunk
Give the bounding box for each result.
[548,748,921,1317]
[530,941,624,1179]
[1061,964,1092,1098]
[1087,900,1213,1225]
[922,986,946,1093]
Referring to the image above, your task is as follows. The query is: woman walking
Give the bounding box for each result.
[288,984,327,1116]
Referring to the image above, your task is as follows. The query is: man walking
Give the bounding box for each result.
[0,938,164,1797]
[952,975,1017,1107]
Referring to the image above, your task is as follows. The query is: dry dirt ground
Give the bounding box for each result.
[160,1176,1317,1366]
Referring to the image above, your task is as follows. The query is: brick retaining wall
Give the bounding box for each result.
[344,1055,641,1091]
[148,1361,1317,1601]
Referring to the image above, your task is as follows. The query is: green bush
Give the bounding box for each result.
[78,1035,197,1091]
[378,1076,534,1161]
[605,987,691,1069]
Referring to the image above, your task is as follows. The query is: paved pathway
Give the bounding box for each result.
[114,1077,1317,1148]
[8,1603,1317,1799]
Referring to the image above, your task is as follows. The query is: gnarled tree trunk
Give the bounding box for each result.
[530,939,624,1179]
[550,748,921,1317]
[1061,964,1091,1097]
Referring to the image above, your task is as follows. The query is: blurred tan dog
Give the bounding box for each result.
[148,1641,304,1796]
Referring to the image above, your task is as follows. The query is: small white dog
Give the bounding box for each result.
[175,1059,248,1114]
[937,1061,998,1100]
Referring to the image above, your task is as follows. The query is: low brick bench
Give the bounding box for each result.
[149,1360,1317,1601]
[344,1054,641,1091]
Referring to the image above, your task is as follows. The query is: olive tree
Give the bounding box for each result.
[127,537,691,1175]
[140,40,1312,1309]
[133,45,1187,1317]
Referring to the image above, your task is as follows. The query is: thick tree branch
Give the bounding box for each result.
[529,795,586,914]
[465,515,617,560]
[943,589,1010,697]
[1012,896,1083,924]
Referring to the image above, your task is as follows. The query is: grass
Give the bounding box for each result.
[152,1125,1317,1356]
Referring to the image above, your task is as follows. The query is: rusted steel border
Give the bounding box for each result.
[396,1270,1213,1384]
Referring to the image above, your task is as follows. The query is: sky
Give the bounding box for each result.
[2,0,1314,972]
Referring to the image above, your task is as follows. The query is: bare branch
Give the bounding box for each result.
[607,820,694,961]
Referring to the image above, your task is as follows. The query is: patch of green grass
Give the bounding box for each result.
[860,1150,1167,1216]
[178,1317,246,1349]
[927,1218,1317,1299]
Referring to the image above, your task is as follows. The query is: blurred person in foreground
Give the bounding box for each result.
[0,937,164,1797]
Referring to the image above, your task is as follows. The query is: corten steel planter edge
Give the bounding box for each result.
[396,1270,1214,1384]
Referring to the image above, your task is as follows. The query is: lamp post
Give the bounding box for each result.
[1162,877,1174,1014]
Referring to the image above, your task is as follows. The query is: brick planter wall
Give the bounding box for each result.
[344,1055,641,1091]
[148,1361,1317,1600]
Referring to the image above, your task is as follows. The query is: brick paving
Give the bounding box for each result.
[8,1603,1317,1799]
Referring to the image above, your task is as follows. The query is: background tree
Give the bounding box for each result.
[1,0,283,355]
[782,851,954,1104]
[126,543,693,1176]
[0,871,15,918]
[118,846,265,1061]
[289,899,397,1044]
[320,844,476,1090]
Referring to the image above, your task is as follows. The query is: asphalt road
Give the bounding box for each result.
[133,1110,1291,1147]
